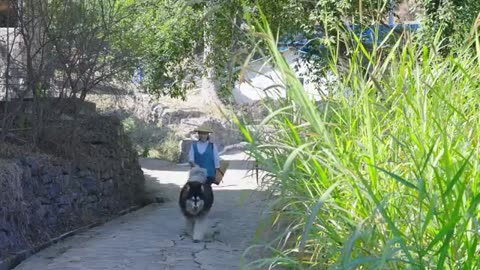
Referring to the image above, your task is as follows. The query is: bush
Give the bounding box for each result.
[121,116,181,161]
[147,132,182,161]
[239,11,480,270]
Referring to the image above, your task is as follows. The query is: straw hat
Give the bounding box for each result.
[193,123,213,133]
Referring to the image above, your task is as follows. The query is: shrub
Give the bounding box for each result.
[239,9,480,270]
[121,115,180,161]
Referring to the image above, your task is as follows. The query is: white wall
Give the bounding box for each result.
[232,49,330,105]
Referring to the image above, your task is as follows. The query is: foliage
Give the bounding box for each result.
[113,0,204,99]
[420,0,480,50]
[110,0,402,102]
[151,132,182,161]
[238,6,480,269]
[1,0,135,143]
[121,115,181,161]
[48,0,132,100]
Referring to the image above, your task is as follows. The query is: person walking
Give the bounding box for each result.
[188,124,223,185]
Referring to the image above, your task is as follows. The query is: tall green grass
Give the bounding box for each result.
[238,9,480,270]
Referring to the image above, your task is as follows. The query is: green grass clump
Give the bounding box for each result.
[121,116,181,161]
[239,9,480,270]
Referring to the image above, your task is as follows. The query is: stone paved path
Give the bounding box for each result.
[14,152,269,270]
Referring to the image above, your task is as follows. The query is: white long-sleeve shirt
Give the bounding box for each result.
[188,141,220,169]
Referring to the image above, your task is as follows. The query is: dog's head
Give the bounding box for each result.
[181,181,207,216]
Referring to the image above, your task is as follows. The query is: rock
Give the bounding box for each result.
[41,174,53,184]
[219,142,249,156]
[78,169,91,178]
[20,174,35,200]
[47,182,61,198]
[23,157,38,168]
[101,169,114,180]
[149,104,165,123]
[160,109,203,126]
[0,230,9,249]
[24,158,44,176]
[39,196,51,205]
[82,176,98,194]
[102,179,114,196]
[36,205,50,219]
[234,100,273,124]
[62,167,70,175]
[57,195,72,207]
[86,195,99,203]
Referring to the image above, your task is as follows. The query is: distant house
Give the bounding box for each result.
[0,0,17,27]
[0,0,28,101]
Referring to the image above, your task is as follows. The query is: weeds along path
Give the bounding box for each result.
[13,152,271,270]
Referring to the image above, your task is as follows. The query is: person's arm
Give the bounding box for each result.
[188,144,196,168]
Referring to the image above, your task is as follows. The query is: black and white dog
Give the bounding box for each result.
[179,166,214,242]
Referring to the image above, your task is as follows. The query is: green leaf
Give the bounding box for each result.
[374,165,418,190]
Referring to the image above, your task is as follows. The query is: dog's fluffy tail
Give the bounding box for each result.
[188,166,207,183]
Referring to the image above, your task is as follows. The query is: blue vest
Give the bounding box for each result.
[193,142,215,178]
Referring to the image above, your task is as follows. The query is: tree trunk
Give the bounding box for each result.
[201,60,221,104]
[201,2,223,109]
[1,30,12,141]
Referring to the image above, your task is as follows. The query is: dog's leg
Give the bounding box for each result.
[192,216,208,242]
[184,218,194,236]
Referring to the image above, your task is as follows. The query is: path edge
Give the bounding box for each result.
[0,203,154,270]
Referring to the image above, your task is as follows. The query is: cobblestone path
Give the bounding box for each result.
[14,153,269,270]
